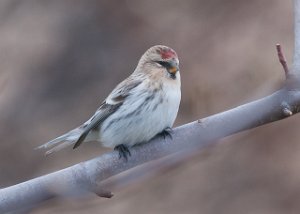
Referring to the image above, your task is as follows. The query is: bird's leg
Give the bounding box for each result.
[114,144,131,161]
[159,127,173,140]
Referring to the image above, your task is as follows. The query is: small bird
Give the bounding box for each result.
[37,45,181,160]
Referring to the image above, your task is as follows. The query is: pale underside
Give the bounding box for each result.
[87,72,181,148]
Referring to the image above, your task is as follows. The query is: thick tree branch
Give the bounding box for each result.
[1,1,300,213]
[1,89,300,213]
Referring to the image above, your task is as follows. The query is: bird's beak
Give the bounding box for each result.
[168,61,179,74]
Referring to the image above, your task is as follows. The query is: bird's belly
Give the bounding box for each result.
[99,93,179,148]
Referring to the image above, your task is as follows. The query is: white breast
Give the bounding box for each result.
[99,72,181,148]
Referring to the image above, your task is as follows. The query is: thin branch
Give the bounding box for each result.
[1,1,300,213]
[276,44,289,76]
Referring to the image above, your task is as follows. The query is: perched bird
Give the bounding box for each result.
[37,45,181,160]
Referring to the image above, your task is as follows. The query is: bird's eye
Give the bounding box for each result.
[155,61,164,67]
[155,61,169,68]
[155,62,163,67]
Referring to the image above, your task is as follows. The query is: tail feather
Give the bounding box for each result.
[36,128,83,155]
[36,133,69,150]
[45,140,76,155]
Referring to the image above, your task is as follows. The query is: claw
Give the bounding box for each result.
[114,144,131,161]
[159,127,173,140]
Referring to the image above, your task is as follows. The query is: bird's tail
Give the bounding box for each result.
[36,128,83,155]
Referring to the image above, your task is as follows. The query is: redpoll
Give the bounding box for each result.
[38,45,181,160]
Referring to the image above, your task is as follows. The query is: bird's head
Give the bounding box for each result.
[135,45,179,80]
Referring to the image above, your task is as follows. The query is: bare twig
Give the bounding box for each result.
[276,44,289,76]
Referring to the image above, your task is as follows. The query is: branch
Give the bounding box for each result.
[1,89,300,212]
[1,1,300,213]
[294,0,300,73]
[276,44,289,76]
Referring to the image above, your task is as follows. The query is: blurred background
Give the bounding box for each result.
[0,0,297,213]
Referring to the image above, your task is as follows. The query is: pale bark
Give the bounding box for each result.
[1,1,300,213]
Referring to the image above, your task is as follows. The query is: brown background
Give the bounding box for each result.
[0,0,298,213]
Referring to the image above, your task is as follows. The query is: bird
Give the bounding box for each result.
[37,45,181,160]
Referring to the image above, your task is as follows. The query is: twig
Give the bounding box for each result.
[276,44,289,76]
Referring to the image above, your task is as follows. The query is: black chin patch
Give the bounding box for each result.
[170,73,176,80]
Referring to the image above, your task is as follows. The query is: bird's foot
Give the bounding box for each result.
[114,144,131,161]
[159,127,173,140]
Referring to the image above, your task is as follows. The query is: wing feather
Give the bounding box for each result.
[73,75,143,149]
[73,103,121,149]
